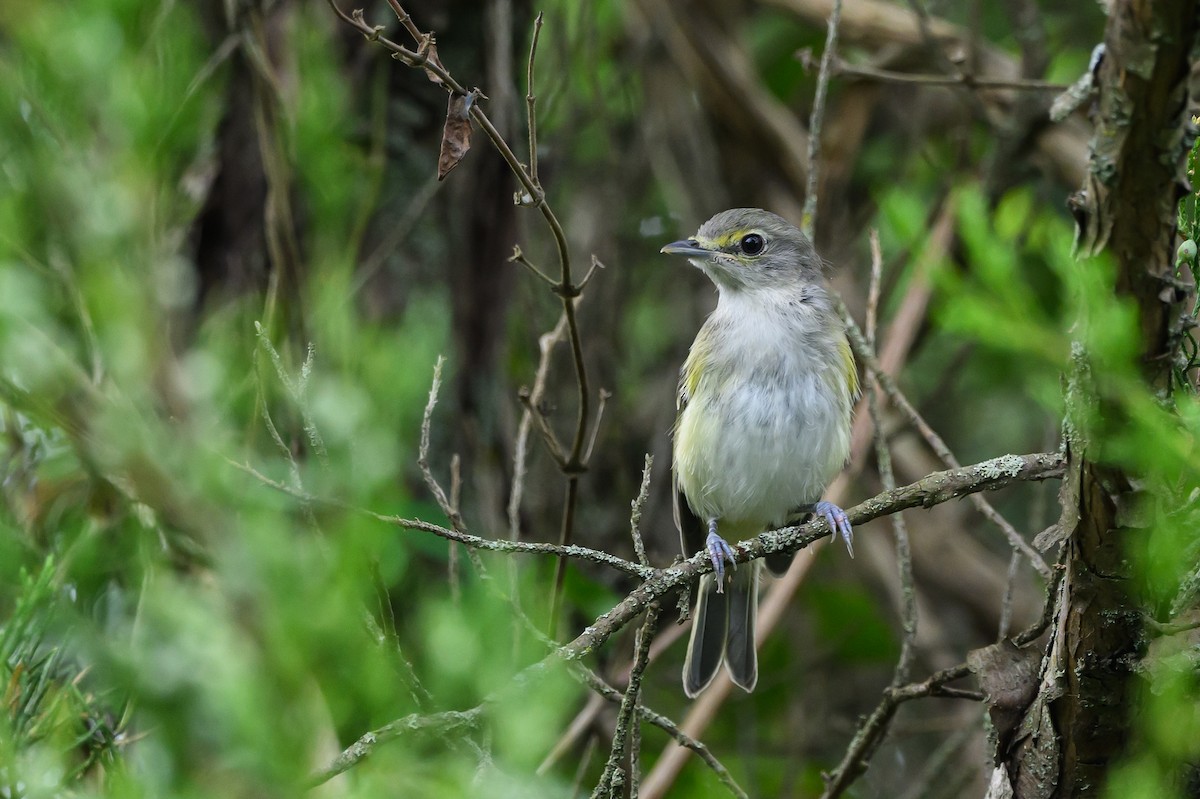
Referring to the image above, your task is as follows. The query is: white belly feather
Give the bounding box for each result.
[674,291,852,528]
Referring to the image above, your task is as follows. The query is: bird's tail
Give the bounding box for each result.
[683,565,759,697]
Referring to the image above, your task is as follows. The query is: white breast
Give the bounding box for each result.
[674,290,851,528]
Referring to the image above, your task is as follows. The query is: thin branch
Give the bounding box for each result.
[579,255,606,292]
[801,0,843,237]
[630,455,654,568]
[234,446,1064,661]
[1145,616,1200,637]
[448,453,463,604]
[584,389,611,464]
[509,314,570,540]
[297,343,329,468]
[864,231,917,686]
[226,458,652,579]
[417,356,464,530]
[366,566,432,708]
[525,12,544,184]
[557,452,1064,662]
[308,707,484,786]
[386,514,653,580]
[1014,552,1064,647]
[577,669,748,799]
[810,53,1067,92]
[593,605,661,798]
[518,385,568,466]
[385,0,424,43]
[839,304,1054,579]
[997,548,1021,640]
[509,244,558,287]
[571,736,600,798]
[819,663,974,799]
[549,476,582,633]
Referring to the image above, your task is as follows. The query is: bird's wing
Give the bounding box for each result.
[672,388,707,558]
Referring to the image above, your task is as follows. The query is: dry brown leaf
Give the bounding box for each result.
[437,91,475,180]
[421,41,445,85]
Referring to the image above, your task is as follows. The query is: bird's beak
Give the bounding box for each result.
[660,238,712,258]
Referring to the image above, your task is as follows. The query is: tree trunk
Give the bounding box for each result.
[994,2,1197,797]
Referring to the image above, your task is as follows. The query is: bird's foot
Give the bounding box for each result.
[813,500,854,557]
[705,518,737,592]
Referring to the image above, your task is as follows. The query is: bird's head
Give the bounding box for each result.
[660,208,824,293]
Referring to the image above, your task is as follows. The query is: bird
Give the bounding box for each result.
[661,208,858,697]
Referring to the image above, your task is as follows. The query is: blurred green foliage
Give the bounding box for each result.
[0,1,577,796]
[1,0,1198,796]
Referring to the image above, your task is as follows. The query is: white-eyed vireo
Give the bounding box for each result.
[662,208,858,697]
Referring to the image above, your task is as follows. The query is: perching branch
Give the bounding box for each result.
[556,451,1063,662]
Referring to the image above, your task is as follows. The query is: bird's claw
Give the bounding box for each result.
[705,526,737,593]
[814,500,854,557]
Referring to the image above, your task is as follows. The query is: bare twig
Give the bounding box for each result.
[385,0,424,43]
[448,453,463,603]
[579,255,606,292]
[550,476,582,634]
[228,457,652,579]
[819,663,975,799]
[418,356,464,530]
[366,566,432,708]
[997,548,1021,640]
[525,12,544,184]
[801,0,843,237]
[571,735,600,798]
[630,455,654,567]
[308,707,484,786]
[584,389,611,464]
[578,669,748,799]
[252,323,317,527]
[593,605,661,798]
[509,244,558,287]
[840,306,1053,579]
[539,624,689,778]
[805,53,1066,92]
[895,726,976,799]
[1144,615,1200,637]
[518,384,568,466]
[509,315,570,540]
[388,514,653,580]
[864,231,918,685]
[865,230,883,343]
[836,232,922,799]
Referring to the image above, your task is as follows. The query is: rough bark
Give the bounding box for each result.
[995,2,1198,797]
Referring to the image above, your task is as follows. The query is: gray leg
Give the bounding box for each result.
[705,518,737,592]
[812,500,854,556]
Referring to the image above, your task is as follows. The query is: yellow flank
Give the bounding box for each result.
[681,331,713,401]
[840,336,858,398]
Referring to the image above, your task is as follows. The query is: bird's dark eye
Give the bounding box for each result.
[740,233,765,256]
